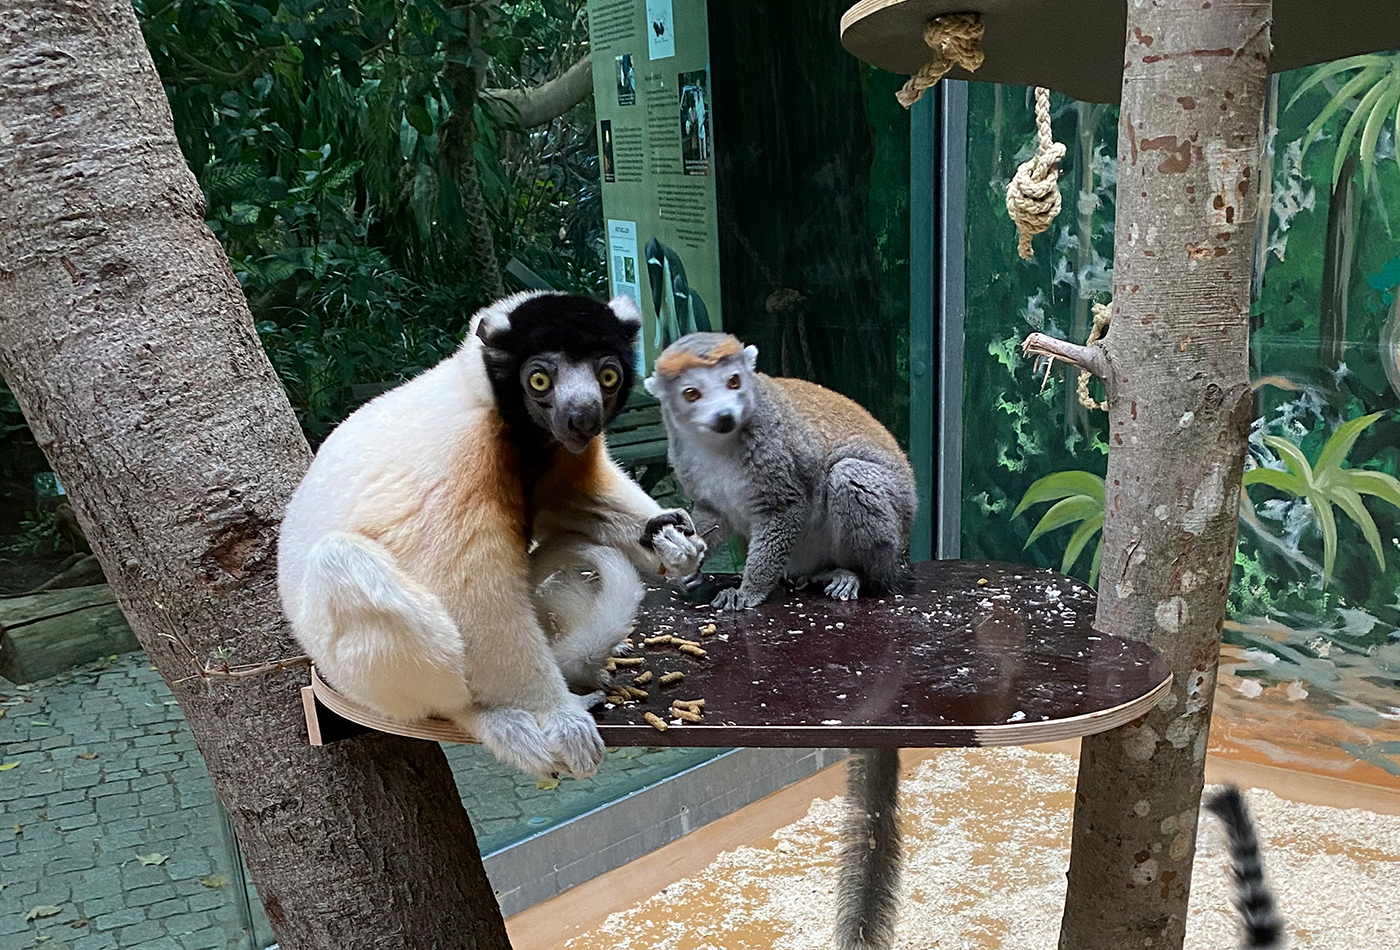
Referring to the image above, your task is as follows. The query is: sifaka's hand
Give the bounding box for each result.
[641,509,706,580]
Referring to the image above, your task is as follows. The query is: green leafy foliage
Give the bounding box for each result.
[1013,471,1105,585]
[4,509,61,556]
[1244,412,1400,584]
[133,0,602,442]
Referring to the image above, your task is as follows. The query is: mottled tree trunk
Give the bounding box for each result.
[0,4,511,949]
[1026,3,1271,948]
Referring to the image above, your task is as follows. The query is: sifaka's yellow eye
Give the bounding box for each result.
[682,387,702,403]
[599,367,621,389]
[727,374,742,390]
[528,371,552,392]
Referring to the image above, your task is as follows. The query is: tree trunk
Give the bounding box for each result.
[442,9,507,299]
[1038,4,1272,949]
[0,4,512,949]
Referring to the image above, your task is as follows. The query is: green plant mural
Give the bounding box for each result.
[1244,411,1400,584]
[1290,52,1400,188]
[1013,471,1105,585]
[965,68,1400,777]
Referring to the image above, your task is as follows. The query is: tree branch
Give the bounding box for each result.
[156,602,311,685]
[486,57,593,129]
[1021,332,1110,379]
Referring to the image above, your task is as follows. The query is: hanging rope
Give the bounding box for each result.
[895,13,985,109]
[1006,87,1066,261]
[1077,301,1112,411]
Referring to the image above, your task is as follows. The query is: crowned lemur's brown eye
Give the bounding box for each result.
[528,371,551,392]
[599,367,621,390]
[682,387,702,403]
[727,374,742,390]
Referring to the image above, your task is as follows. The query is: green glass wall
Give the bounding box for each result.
[960,68,1400,778]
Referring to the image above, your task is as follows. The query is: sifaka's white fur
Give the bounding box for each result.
[278,293,703,780]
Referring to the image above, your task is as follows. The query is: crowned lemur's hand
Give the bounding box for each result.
[641,509,707,587]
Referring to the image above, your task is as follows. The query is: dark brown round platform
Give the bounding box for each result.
[304,561,1171,750]
[840,0,1400,104]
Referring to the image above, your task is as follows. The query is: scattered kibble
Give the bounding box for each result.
[659,671,684,686]
[643,712,668,732]
[633,670,653,686]
[679,643,707,658]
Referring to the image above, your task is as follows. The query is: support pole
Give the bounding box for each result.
[1056,4,1273,949]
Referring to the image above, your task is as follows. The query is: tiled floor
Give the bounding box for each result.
[0,654,722,950]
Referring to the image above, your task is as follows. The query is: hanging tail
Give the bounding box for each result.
[1205,785,1284,949]
[835,748,902,950]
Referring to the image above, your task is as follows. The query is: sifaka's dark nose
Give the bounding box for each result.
[711,412,736,434]
[567,406,602,440]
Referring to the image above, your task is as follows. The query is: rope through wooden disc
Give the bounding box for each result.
[895,13,985,109]
[1077,301,1112,411]
[1006,87,1066,260]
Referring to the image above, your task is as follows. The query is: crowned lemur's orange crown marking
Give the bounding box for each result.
[653,335,742,378]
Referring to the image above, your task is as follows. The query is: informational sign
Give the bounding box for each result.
[587,0,722,373]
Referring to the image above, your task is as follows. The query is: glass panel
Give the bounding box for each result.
[3,5,916,941]
[960,68,1400,783]
[0,648,276,950]
[709,0,912,449]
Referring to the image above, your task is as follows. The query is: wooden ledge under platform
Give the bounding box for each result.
[302,561,1171,750]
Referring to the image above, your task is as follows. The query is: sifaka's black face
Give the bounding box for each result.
[477,293,640,456]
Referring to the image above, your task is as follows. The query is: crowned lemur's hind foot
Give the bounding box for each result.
[645,332,916,950]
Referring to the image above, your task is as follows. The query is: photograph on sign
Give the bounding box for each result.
[645,0,675,60]
[600,119,616,182]
[615,53,636,106]
[679,69,710,177]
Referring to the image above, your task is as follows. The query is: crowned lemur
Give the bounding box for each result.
[278,292,706,782]
[645,332,916,950]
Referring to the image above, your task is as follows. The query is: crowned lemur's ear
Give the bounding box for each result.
[743,345,759,371]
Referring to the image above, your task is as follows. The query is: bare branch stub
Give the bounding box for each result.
[1021,333,1110,381]
[156,601,310,685]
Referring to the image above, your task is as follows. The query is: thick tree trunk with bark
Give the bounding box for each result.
[1027,3,1272,948]
[0,3,511,949]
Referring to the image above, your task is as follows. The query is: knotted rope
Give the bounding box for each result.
[1077,301,1112,411]
[895,13,985,109]
[1006,87,1065,260]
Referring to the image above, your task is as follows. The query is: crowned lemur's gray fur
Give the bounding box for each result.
[645,332,916,950]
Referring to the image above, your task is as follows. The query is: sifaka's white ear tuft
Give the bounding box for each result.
[743,344,759,370]
[470,290,547,344]
[608,294,643,330]
[475,309,511,343]
[642,375,658,396]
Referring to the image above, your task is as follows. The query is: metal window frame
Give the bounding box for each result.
[909,80,967,562]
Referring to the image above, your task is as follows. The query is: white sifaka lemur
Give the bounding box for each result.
[277,292,705,781]
[645,332,916,950]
